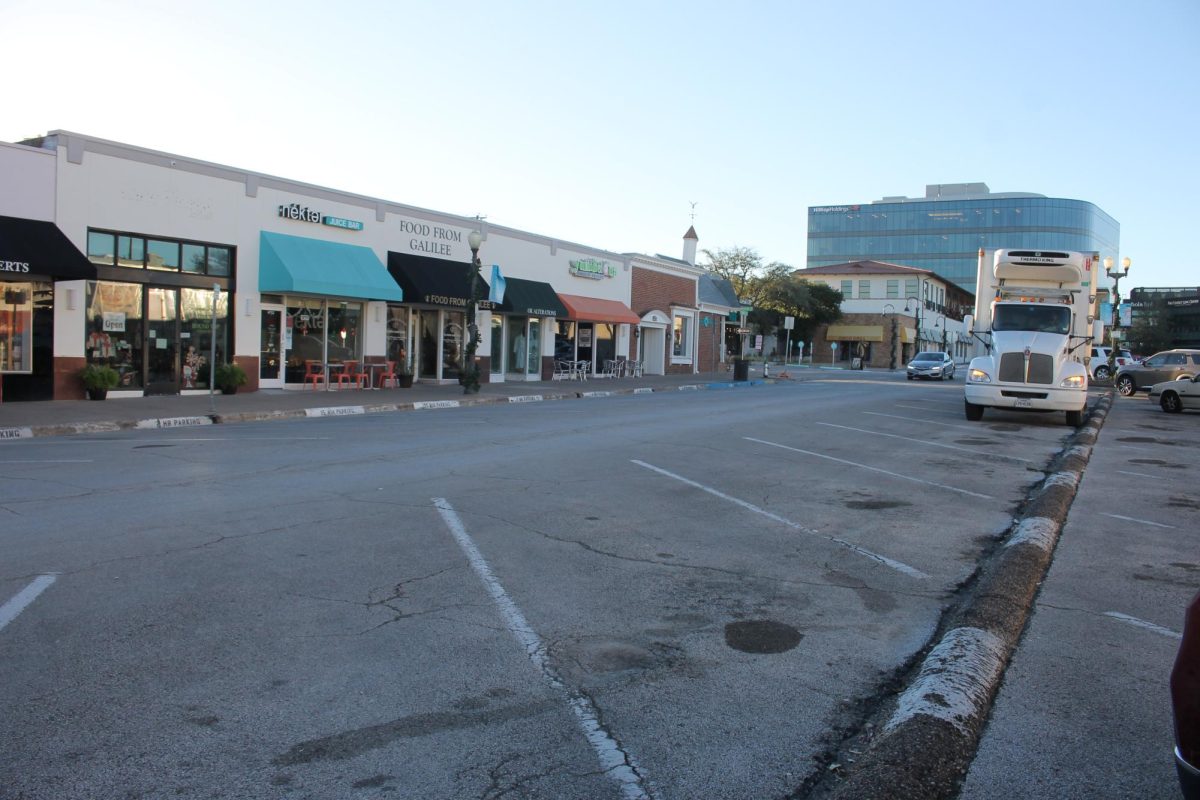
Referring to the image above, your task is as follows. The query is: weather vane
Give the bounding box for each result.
[689,201,697,222]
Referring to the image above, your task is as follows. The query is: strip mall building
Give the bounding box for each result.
[0,132,740,401]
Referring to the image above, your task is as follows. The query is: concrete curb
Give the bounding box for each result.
[824,393,1114,800]
[3,380,769,439]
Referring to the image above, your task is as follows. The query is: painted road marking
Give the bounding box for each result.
[0,459,94,464]
[1103,612,1181,640]
[0,574,58,632]
[744,436,994,500]
[432,498,655,800]
[1116,470,1157,478]
[1100,512,1175,529]
[816,422,1035,463]
[631,459,927,579]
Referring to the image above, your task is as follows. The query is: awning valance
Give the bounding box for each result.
[260,231,402,301]
[826,324,884,342]
[899,326,916,344]
[0,215,96,281]
[387,251,493,309]
[557,293,640,324]
[496,277,567,317]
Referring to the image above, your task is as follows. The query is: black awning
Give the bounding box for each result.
[386,251,493,309]
[496,277,567,317]
[0,215,97,281]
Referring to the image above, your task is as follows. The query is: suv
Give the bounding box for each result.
[1089,346,1135,380]
[1115,349,1200,396]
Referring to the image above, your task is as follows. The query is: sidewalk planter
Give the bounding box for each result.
[733,358,750,381]
[80,364,120,400]
[215,363,248,395]
[398,372,414,388]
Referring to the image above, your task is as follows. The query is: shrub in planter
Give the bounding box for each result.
[80,364,120,400]
[214,362,248,394]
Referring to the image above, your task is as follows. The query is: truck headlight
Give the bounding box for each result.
[1059,375,1086,389]
[968,368,991,384]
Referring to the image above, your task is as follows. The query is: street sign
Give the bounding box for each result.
[830,342,838,350]
[784,316,794,330]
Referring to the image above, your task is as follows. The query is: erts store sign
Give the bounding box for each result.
[2,259,31,274]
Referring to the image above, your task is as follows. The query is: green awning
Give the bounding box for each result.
[496,277,567,317]
[260,231,402,301]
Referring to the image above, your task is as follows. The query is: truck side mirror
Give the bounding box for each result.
[963,314,974,333]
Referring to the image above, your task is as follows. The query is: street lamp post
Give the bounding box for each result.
[904,296,922,353]
[934,314,947,353]
[461,229,484,394]
[1104,256,1132,372]
[883,303,897,369]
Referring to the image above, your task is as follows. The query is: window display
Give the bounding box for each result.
[1,283,34,373]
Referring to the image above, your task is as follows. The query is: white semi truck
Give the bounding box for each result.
[963,248,1098,427]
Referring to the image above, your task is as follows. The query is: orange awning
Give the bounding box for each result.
[556,293,641,325]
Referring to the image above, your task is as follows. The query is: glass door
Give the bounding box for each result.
[506,316,528,379]
[260,305,284,388]
[145,288,179,395]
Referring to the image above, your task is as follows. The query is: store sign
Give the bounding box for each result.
[102,312,126,332]
[569,258,615,280]
[810,205,859,213]
[398,220,463,257]
[278,203,364,232]
[1,259,31,273]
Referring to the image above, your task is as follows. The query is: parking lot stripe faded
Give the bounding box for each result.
[816,422,1036,463]
[432,498,655,800]
[1100,512,1175,529]
[1103,612,1181,640]
[743,436,994,500]
[631,459,927,579]
[0,574,58,632]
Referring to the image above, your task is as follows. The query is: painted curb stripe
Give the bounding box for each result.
[304,406,366,417]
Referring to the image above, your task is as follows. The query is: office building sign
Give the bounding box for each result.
[569,258,615,280]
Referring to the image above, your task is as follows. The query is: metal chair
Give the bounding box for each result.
[377,360,398,388]
[553,360,572,381]
[304,359,325,390]
[336,360,366,390]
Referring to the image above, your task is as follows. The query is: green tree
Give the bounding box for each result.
[700,246,790,309]
[764,277,844,345]
[1124,296,1175,356]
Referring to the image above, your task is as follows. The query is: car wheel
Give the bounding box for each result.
[1094,365,1111,380]
[965,400,984,421]
[1066,409,1084,427]
[907,375,913,380]
[1162,392,1184,413]
[1117,375,1136,396]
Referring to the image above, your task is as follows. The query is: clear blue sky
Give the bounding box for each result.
[4,0,1197,289]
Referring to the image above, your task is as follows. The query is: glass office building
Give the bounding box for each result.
[807,183,1120,296]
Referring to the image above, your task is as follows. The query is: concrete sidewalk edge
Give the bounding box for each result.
[820,393,1114,800]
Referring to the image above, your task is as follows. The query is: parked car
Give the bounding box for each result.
[1173,589,1200,800]
[1088,345,1135,380]
[1114,349,1200,396]
[906,351,955,381]
[1149,374,1200,413]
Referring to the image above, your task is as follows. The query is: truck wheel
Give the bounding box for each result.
[965,400,984,421]
[1065,409,1084,427]
[1116,375,1136,396]
[1161,392,1183,413]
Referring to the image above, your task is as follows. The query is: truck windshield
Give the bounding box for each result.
[992,304,1071,334]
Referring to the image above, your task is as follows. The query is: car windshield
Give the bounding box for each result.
[992,304,1072,334]
[912,353,942,362]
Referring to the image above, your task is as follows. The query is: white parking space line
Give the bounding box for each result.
[816,422,1035,463]
[0,574,58,632]
[744,436,994,500]
[1103,612,1181,640]
[631,459,927,579]
[0,459,94,464]
[432,498,655,800]
[1100,512,1175,529]
[1116,469,1157,478]
[863,411,1043,439]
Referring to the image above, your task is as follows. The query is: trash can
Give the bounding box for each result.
[733,358,750,381]
[851,357,862,370]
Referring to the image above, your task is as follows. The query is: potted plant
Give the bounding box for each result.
[398,360,414,388]
[80,363,120,400]
[214,362,248,394]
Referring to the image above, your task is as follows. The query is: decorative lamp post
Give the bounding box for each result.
[904,296,922,354]
[883,303,897,369]
[934,315,947,352]
[1104,256,1131,372]
[461,229,484,394]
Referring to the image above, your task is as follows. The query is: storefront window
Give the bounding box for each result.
[87,232,115,265]
[89,229,234,277]
[672,315,691,358]
[285,299,325,383]
[507,316,528,376]
[86,281,144,388]
[180,287,229,389]
[490,316,503,375]
[527,318,541,375]
[595,323,615,367]
[118,236,145,268]
[147,239,179,271]
[326,302,362,363]
[387,306,410,372]
[208,247,231,277]
[182,244,206,274]
[554,320,576,361]
[0,284,34,373]
[442,311,464,380]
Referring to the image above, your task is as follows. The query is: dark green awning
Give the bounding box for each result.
[259,231,402,301]
[496,277,567,317]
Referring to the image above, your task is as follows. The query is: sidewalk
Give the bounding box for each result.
[0,367,777,439]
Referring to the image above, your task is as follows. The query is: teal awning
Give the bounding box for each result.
[260,231,402,301]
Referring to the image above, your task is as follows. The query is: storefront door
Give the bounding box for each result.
[260,305,284,389]
[145,287,179,395]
